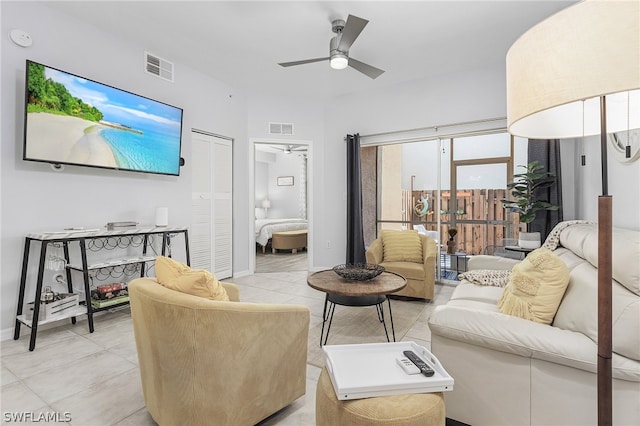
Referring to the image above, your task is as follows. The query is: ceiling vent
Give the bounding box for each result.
[269,122,294,135]
[145,52,174,82]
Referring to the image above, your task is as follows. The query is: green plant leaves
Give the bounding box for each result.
[500,161,559,224]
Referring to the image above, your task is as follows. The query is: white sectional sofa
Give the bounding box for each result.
[428,223,640,426]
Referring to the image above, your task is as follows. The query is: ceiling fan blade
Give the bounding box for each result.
[348,58,385,79]
[278,57,329,67]
[337,15,368,52]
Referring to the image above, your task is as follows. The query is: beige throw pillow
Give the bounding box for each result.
[381,230,423,263]
[155,256,229,301]
[497,247,569,324]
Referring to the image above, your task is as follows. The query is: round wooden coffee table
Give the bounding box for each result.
[307,270,407,346]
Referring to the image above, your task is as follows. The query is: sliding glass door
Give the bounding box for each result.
[367,131,527,282]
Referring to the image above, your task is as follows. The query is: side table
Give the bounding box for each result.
[307,270,406,346]
[505,245,534,258]
[441,251,468,278]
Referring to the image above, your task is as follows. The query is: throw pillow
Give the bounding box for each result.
[497,247,569,324]
[458,269,512,287]
[381,230,423,263]
[155,256,229,301]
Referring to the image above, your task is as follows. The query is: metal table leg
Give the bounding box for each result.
[320,294,336,346]
[375,297,397,342]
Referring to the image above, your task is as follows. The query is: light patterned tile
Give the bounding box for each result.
[405,320,432,342]
[82,318,135,349]
[107,338,140,365]
[23,350,137,404]
[279,282,325,300]
[112,407,156,426]
[50,369,144,426]
[68,308,133,336]
[2,335,103,379]
[5,327,79,355]
[1,364,19,386]
[1,381,48,414]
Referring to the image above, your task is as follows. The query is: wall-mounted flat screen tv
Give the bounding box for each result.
[23,60,184,176]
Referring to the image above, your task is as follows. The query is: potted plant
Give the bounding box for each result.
[446,228,458,254]
[501,161,560,249]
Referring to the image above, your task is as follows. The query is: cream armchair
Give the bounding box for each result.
[128,277,310,426]
[366,233,437,300]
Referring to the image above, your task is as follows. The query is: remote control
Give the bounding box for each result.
[396,357,421,375]
[403,350,435,377]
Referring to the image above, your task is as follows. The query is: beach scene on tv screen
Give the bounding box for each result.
[25,62,182,175]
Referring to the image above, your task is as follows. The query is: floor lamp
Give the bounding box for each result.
[505,1,639,425]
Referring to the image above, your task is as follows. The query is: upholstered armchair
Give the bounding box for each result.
[365,230,437,300]
[129,277,310,426]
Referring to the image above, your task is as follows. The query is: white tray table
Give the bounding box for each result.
[323,341,454,400]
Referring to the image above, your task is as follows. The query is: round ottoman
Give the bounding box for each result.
[316,367,446,426]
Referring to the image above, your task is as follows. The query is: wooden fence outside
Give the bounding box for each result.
[402,189,521,255]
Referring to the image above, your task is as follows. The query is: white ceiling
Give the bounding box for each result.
[45,0,576,101]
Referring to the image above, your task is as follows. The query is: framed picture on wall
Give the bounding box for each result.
[277,176,294,186]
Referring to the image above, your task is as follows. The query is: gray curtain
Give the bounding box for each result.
[528,139,563,239]
[346,134,366,264]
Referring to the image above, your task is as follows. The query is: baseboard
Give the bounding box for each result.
[1,327,14,342]
[232,269,251,278]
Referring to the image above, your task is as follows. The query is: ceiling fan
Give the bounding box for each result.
[272,144,307,154]
[278,14,385,80]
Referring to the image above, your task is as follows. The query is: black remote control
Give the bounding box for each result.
[403,350,435,377]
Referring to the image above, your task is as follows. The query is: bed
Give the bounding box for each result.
[255,218,308,251]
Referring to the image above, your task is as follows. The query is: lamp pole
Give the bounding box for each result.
[598,96,612,426]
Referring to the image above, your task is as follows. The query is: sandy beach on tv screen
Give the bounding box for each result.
[25,113,117,168]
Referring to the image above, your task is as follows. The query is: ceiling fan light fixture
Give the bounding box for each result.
[330,54,348,70]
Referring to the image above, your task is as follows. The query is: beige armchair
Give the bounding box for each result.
[129,277,310,426]
[366,233,437,300]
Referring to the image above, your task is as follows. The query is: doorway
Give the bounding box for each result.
[250,140,312,273]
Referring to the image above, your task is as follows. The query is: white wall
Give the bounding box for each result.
[266,152,305,219]
[0,2,248,338]
[575,135,640,229]
[255,150,305,219]
[254,159,269,210]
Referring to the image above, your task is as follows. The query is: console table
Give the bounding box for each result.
[14,226,189,351]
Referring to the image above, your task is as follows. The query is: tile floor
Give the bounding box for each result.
[1,270,455,425]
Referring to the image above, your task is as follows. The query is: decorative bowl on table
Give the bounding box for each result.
[332,263,385,281]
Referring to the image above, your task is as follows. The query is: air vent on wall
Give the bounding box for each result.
[145,52,174,82]
[269,122,294,135]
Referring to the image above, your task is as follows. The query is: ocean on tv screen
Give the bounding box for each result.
[25,61,182,175]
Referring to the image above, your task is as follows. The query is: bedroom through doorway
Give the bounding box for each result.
[253,142,309,273]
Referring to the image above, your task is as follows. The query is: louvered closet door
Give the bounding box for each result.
[191,131,233,279]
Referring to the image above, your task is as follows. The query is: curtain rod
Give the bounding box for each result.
[344,116,507,141]
[360,127,508,146]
